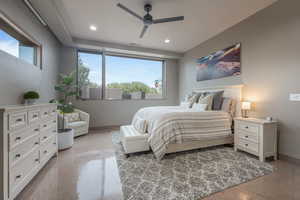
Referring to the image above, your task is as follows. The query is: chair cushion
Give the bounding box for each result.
[65,112,80,122]
[68,121,87,128]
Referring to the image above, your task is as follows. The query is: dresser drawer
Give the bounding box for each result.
[41,108,50,119]
[40,126,57,143]
[238,138,259,154]
[9,124,40,150]
[9,134,40,166]
[238,130,259,143]
[10,149,40,191]
[40,136,57,161]
[238,122,259,134]
[49,106,57,116]
[40,117,57,131]
[8,111,27,131]
[28,109,40,124]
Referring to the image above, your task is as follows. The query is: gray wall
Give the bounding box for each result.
[60,47,179,127]
[179,0,300,159]
[0,0,61,105]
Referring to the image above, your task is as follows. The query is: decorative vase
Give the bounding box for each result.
[58,128,74,150]
[24,99,36,105]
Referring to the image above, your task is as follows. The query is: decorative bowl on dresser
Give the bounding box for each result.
[234,117,278,162]
[0,103,58,200]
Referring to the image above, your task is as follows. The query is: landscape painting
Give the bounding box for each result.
[196,43,241,81]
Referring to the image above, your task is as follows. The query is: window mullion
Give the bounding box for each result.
[102,52,106,100]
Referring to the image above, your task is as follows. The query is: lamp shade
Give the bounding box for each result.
[242,101,251,110]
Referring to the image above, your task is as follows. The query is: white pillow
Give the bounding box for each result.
[192,103,207,111]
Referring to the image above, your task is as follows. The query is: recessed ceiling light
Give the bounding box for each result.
[89,25,97,31]
[164,39,170,43]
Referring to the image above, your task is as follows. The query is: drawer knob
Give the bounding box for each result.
[15,137,21,141]
[245,144,249,147]
[43,136,47,139]
[15,154,21,158]
[35,142,39,145]
[245,126,249,129]
[53,142,57,145]
[35,158,39,162]
[44,150,48,154]
[43,125,47,128]
[16,175,22,179]
[33,114,38,118]
[34,128,39,132]
[245,135,249,138]
[16,118,23,122]
[44,112,48,115]
[53,130,57,133]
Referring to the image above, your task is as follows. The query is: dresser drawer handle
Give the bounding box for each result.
[245,135,249,138]
[44,150,48,154]
[15,154,21,158]
[16,175,22,179]
[245,126,249,129]
[34,128,39,132]
[34,142,39,145]
[35,158,39,162]
[44,112,48,115]
[16,118,23,122]
[43,125,47,128]
[245,144,249,147]
[53,142,57,145]
[53,120,56,123]
[43,136,47,139]
[33,114,38,118]
[15,136,21,141]
[53,130,57,133]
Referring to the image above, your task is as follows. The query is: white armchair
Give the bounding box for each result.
[58,109,90,137]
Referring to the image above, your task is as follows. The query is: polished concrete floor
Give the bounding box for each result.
[16,128,300,200]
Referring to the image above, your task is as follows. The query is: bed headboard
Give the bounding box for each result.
[193,85,244,117]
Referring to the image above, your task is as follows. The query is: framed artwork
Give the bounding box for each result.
[196,43,241,81]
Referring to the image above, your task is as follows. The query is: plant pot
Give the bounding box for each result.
[24,99,37,105]
[58,128,74,150]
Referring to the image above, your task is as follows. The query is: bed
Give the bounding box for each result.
[121,85,243,159]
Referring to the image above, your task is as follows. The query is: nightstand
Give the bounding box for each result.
[234,117,278,162]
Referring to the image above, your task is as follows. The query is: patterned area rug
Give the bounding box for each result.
[112,132,273,200]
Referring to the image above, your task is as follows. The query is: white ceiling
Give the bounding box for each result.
[38,0,277,53]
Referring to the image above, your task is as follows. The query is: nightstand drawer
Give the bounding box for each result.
[238,131,259,143]
[238,139,259,154]
[238,122,259,134]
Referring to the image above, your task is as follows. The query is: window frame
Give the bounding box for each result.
[76,49,166,101]
[0,11,42,69]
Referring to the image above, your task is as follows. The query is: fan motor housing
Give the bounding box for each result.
[143,13,153,25]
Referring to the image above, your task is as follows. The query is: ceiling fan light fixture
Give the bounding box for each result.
[89,25,97,31]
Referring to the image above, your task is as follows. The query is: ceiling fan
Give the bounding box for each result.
[117,3,184,38]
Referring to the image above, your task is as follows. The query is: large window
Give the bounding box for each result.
[77,51,102,100]
[77,51,165,100]
[0,14,41,67]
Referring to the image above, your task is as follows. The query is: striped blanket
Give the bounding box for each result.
[132,106,232,159]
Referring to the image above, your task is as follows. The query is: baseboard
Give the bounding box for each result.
[279,154,300,165]
[89,125,121,131]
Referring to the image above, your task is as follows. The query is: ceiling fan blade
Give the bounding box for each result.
[117,3,143,21]
[140,25,149,38]
[153,16,184,24]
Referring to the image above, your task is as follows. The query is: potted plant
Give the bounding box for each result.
[23,91,40,105]
[54,72,78,150]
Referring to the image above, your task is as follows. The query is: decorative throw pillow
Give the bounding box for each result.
[210,91,224,110]
[221,98,236,117]
[187,92,203,108]
[198,94,213,110]
[192,103,207,111]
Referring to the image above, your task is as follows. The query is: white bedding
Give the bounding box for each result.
[132,106,232,159]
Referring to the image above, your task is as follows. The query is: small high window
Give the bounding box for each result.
[0,13,41,67]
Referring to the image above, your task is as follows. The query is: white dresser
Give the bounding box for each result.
[234,117,278,162]
[0,103,58,200]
